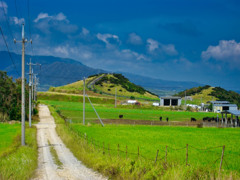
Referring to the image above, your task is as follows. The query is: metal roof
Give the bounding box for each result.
[226,110,240,116]
[214,104,237,107]
[209,101,230,104]
[160,96,181,99]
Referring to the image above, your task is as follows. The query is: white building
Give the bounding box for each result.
[160,97,181,106]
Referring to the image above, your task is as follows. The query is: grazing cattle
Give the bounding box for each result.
[203,117,210,122]
[191,117,196,122]
[159,116,162,121]
[166,117,169,122]
[119,115,123,118]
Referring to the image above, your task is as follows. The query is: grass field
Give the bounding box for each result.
[0,123,38,180]
[48,105,240,179]
[0,123,21,157]
[71,124,240,171]
[41,99,218,123]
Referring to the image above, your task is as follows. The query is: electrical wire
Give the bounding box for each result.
[0,26,20,77]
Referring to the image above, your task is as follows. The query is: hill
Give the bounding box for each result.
[1,51,203,93]
[49,73,159,100]
[175,85,240,107]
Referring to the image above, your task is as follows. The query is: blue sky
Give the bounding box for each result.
[1,0,240,91]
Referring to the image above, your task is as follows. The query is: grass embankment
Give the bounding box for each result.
[0,124,38,180]
[49,105,239,179]
[41,100,217,123]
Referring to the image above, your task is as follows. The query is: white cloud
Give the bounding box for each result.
[147,38,178,56]
[54,46,69,56]
[202,40,240,66]
[11,17,25,25]
[34,13,50,22]
[147,38,159,51]
[0,1,7,13]
[34,12,78,34]
[34,12,68,23]
[55,12,67,21]
[81,27,89,36]
[127,33,143,45]
[0,1,7,21]
[96,33,120,48]
[121,49,149,61]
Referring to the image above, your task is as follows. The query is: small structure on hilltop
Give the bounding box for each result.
[160,96,182,106]
[209,101,238,112]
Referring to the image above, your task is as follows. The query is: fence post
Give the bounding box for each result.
[165,146,168,163]
[186,144,188,166]
[138,146,140,159]
[118,144,119,158]
[219,145,225,172]
[155,150,159,164]
[126,145,128,160]
[103,142,105,155]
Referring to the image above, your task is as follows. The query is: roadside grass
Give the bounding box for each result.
[48,105,240,179]
[48,140,63,169]
[0,125,38,180]
[41,100,218,124]
[0,124,21,158]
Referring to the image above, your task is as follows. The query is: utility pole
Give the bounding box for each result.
[115,87,117,108]
[184,91,186,106]
[27,59,32,127]
[83,77,85,125]
[14,23,32,146]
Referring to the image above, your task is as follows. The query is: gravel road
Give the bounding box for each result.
[33,104,107,180]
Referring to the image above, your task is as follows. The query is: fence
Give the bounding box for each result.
[67,124,231,172]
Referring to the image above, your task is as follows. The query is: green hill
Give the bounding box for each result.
[176,85,240,107]
[49,73,159,100]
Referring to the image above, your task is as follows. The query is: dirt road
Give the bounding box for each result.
[33,105,106,180]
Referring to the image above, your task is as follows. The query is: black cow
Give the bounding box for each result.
[159,116,162,121]
[166,117,169,122]
[191,117,196,122]
[119,115,123,118]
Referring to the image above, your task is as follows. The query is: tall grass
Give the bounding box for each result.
[0,126,38,180]
[49,105,239,179]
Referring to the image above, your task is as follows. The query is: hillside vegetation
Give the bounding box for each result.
[176,85,240,107]
[49,73,159,100]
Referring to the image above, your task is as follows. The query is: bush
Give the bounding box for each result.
[130,96,135,100]
[33,108,38,115]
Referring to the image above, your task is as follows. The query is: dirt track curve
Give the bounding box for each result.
[33,104,106,180]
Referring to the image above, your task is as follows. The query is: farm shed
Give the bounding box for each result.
[220,110,240,127]
[160,96,181,106]
[209,101,238,112]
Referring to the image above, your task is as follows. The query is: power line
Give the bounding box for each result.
[0,0,14,39]
[0,26,20,77]
[14,0,22,31]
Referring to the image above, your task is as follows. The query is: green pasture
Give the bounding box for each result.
[41,100,218,123]
[0,123,21,157]
[71,124,240,171]
[0,123,38,179]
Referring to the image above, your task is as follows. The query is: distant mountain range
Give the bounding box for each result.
[0,51,203,94]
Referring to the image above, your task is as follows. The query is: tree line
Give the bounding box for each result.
[0,71,30,121]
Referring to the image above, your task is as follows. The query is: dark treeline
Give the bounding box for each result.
[0,71,29,121]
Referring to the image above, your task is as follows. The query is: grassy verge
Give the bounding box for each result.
[49,105,239,179]
[48,140,63,169]
[0,126,38,180]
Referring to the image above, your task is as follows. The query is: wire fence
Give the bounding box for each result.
[65,122,238,172]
